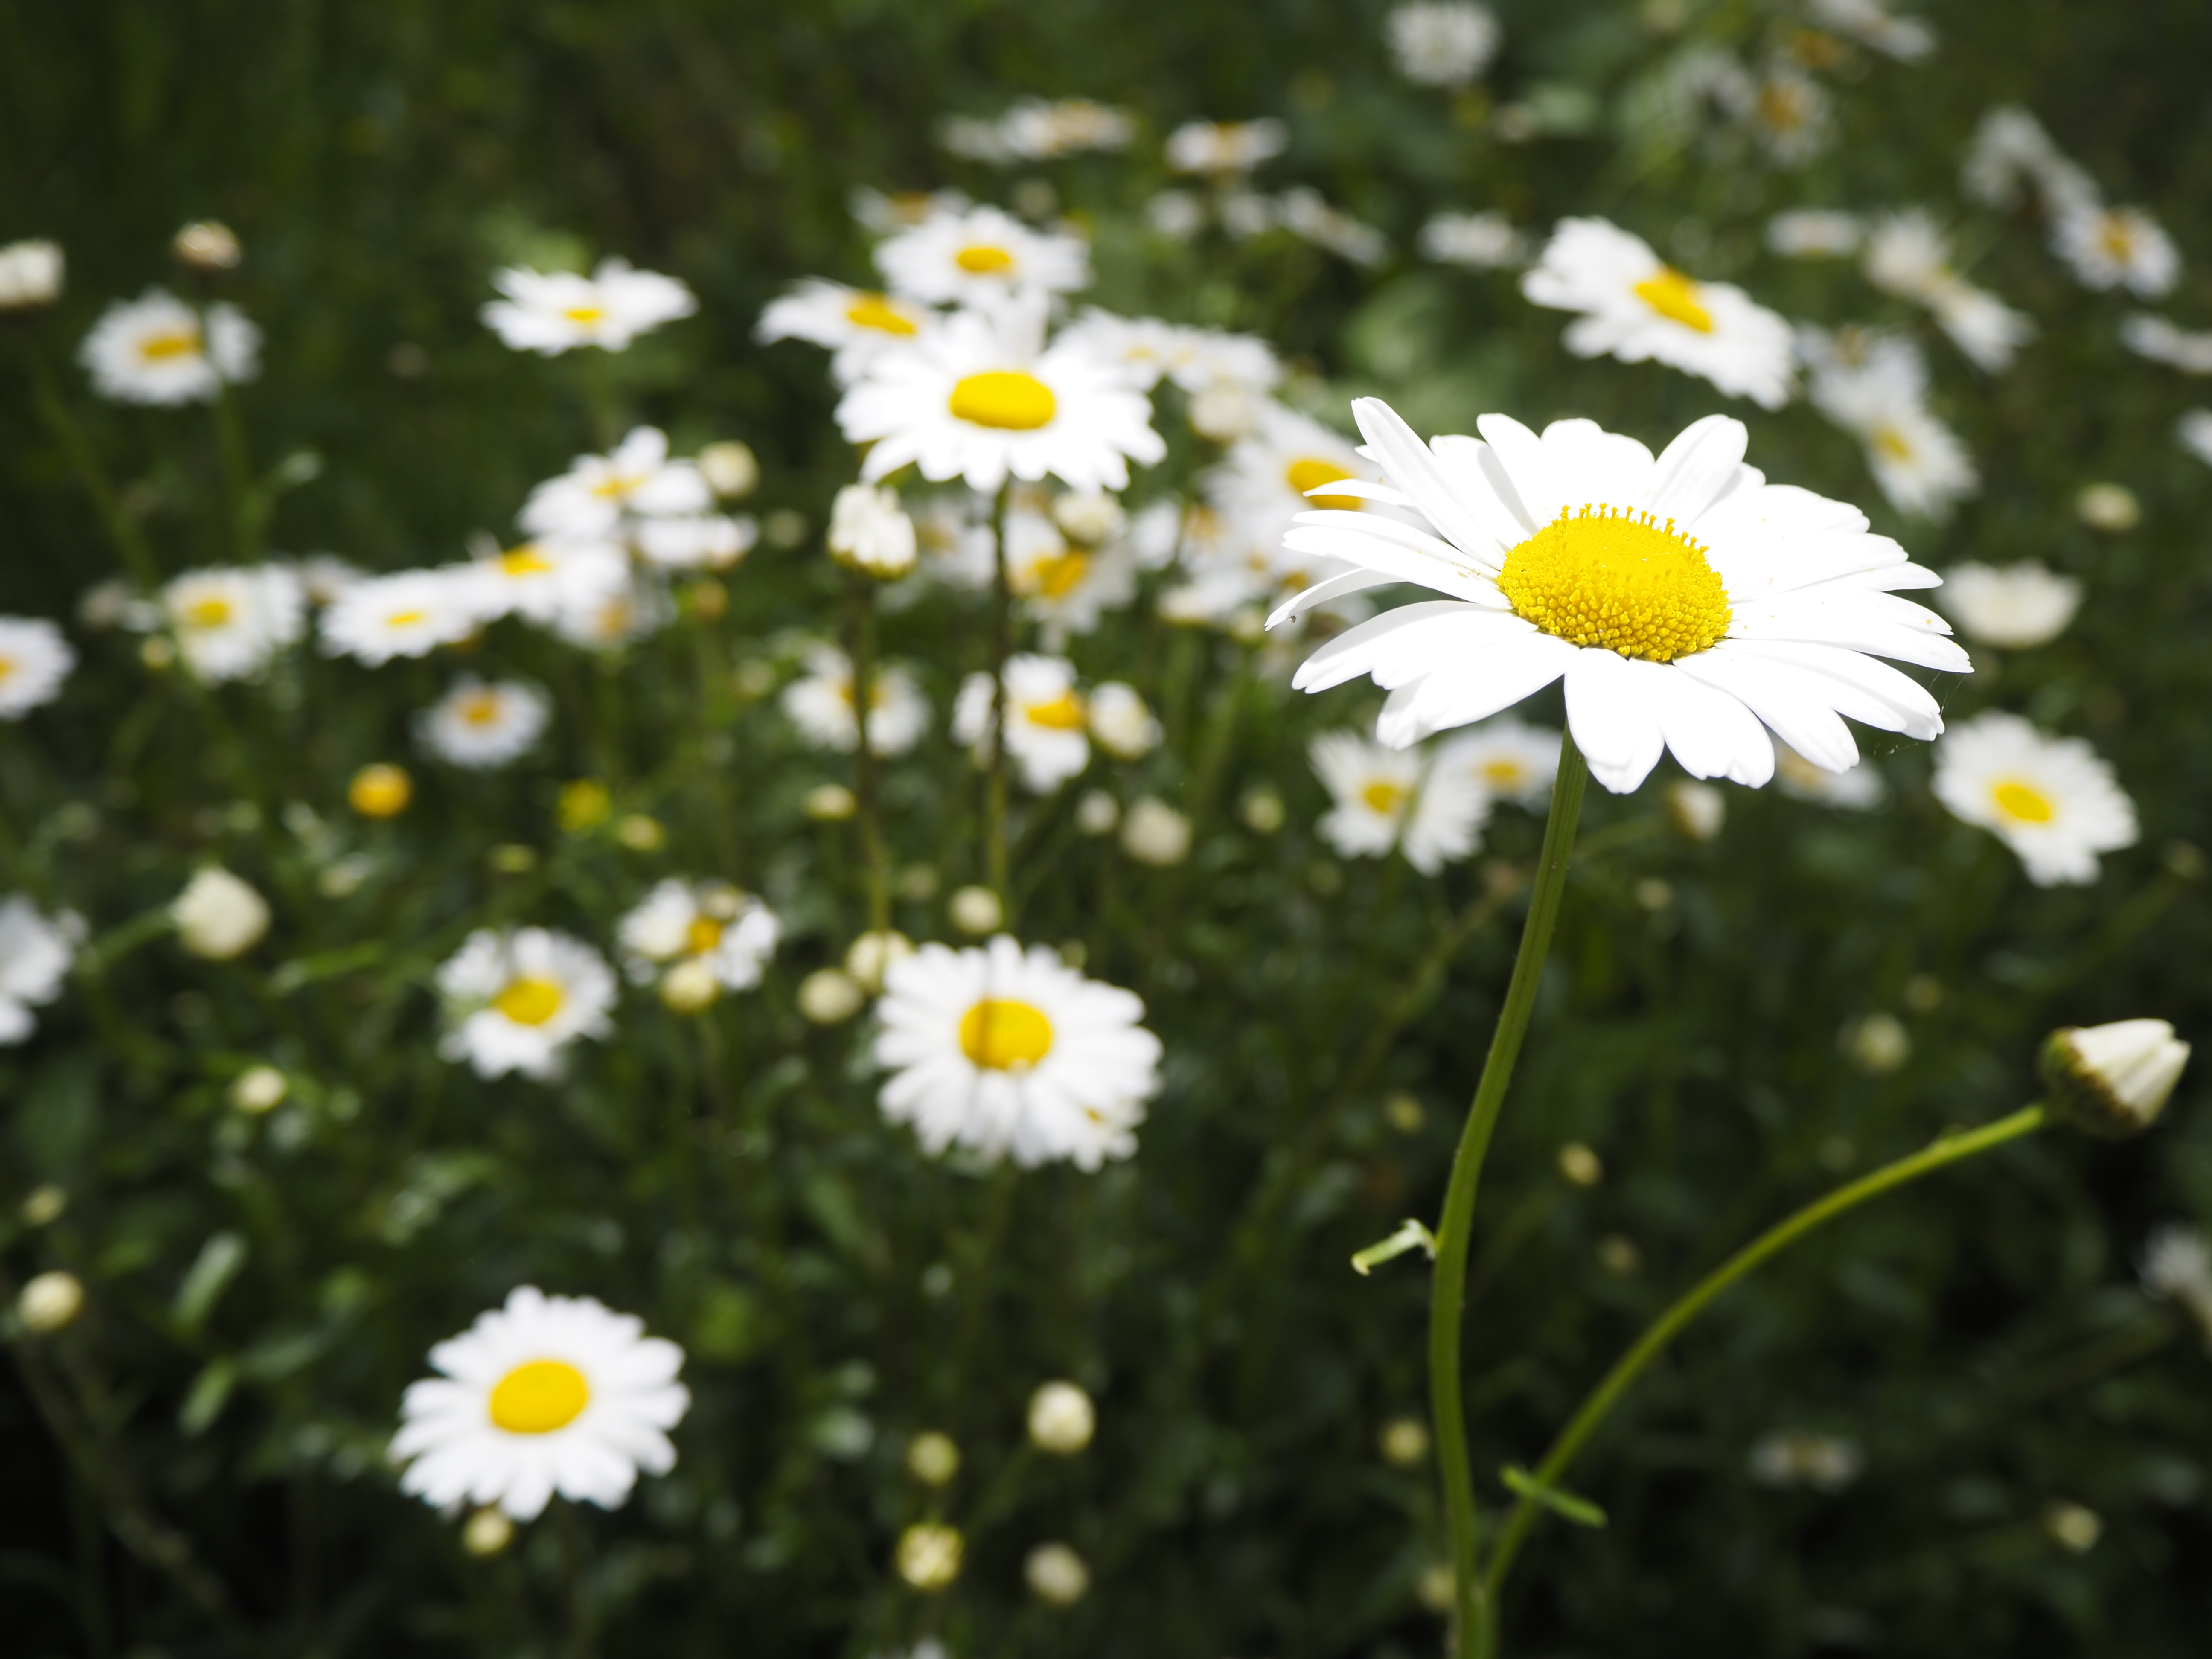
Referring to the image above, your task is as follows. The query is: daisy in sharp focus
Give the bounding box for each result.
[2051,203,2180,299]
[1311,730,1491,874]
[391,1286,689,1521]
[873,935,1163,1170]
[159,565,307,683]
[320,570,481,665]
[437,927,617,1079]
[1522,218,1796,409]
[417,678,552,770]
[80,289,259,405]
[1435,716,1560,809]
[1273,399,1971,794]
[617,879,782,992]
[874,205,1090,307]
[482,258,696,355]
[756,278,934,383]
[780,643,930,756]
[0,617,76,718]
[0,895,81,1045]
[1932,711,2136,886]
[952,653,1091,792]
[837,297,1164,495]
[1939,562,2081,649]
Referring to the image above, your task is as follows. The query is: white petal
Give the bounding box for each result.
[1476,413,1568,526]
[1295,602,1528,693]
[1719,640,1944,738]
[1282,520,1506,604]
[1672,651,1860,771]
[1349,399,1513,565]
[1647,416,1749,523]
[1265,566,1402,629]
[1565,649,1666,793]
[1374,631,1577,745]
[1644,662,1775,786]
[1428,434,1541,547]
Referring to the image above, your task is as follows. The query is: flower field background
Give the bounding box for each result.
[6,0,2212,1655]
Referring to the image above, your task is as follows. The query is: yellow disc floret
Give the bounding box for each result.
[844,292,919,336]
[140,328,201,362]
[955,244,1017,275]
[1284,457,1364,512]
[684,916,725,955]
[1022,690,1086,730]
[1631,268,1715,334]
[1991,779,2055,824]
[494,976,566,1027]
[959,998,1055,1070]
[1496,505,1732,663]
[488,1359,591,1434]
[1361,780,1409,815]
[948,371,1057,431]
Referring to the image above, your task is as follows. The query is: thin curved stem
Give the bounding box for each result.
[1429,733,1588,1650]
[1477,1102,2049,1630]
[845,572,890,935]
[984,484,1013,905]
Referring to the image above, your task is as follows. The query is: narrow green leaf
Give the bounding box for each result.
[1502,1464,1607,1529]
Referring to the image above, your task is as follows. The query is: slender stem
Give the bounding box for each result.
[210,373,259,560]
[26,354,161,589]
[1429,734,1589,1650]
[845,573,890,935]
[1477,1103,2050,1631]
[984,484,1013,904]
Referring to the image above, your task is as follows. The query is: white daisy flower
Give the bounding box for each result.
[1931,711,2136,886]
[1746,69,1834,167]
[1156,503,1284,631]
[1088,683,1163,761]
[550,576,673,652]
[521,426,713,543]
[79,289,258,405]
[851,186,973,236]
[1164,119,1287,177]
[2121,315,2212,375]
[629,512,755,571]
[417,678,552,770]
[1774,742,1886,809]
[874,206,1089,307]
[780,644,930,756]
[1276,188,1391,268]
[1385,2,1499,87]
[1275,399,1971,795]
[1420,210,1525,268]
[0,617,76,719]
[0,896,79,1045]
[391,1286,688,1521]
[616,879,781,991]
[158,565,306,683]
[1767,210,1863,259]
[755,279,933,384]
[952,653,1091,792]
[1862,211,2033,373]
[914,493,1000,590]
[1523,218,1796,409]
[1208,401,1380,587]
[437,927,617,1079]
[873,935,1163,1170]
[2182,409,2212,469]
[1962,106,2067,211]
[456,539,630,627]
[1003,503,1138,643]
[837,298,1164,495]
[1799,330,1978,521]
[1435,716,1560,809]
[481,258,696,355]
[2051,203,2180,299]
[1937,561,2082,650]
[290,555,369,605]
[937,99,1135,165]
[1310,730,1490,874]
[1807,0,1935,61]
[827,483,919,578]
[320,569,481,665]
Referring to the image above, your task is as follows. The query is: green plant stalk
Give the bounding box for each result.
[844,571,891,936]
[985,483,1013,904]
[1476,1101,2050,1642]
[26,355,162,591]
[1429,732,1589,1650]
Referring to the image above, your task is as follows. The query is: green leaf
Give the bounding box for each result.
[1501,1464,1607,1530]
[178,1359,237,1438]
[174,1231,247,1332]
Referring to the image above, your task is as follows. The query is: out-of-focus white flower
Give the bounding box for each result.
[159,565,307,682]
[1863,211,2033,373]
[953,653,1091,792]
[827,483,920,578]
[1524,218,1796,408]
[392,1286,688,1520]
[2184,410,2212,470]
[949,886,1004,937]
[1120,797,1191,866]
[1311,731,1490,875]
[550,575,674,651]
[1208,400,1378,595]
[1052,490,1126,545]
[2075,483,2140,531]
[1420,210,1524,268]
[1146,189,1207,240]
[1087,682,1162,759]
[617,879,781,993]
[320,569,481,665]
[481,258,696,355]
[846,930,916,993]
[1808,0,1935,62]
[1962,105,2070,210]
[1165,119,1288,176]
[875,205,1089,307]
[172,220,242,270]
[1667,780,1727,841]
[1275,188,1390,267]
[17,1271,84,1333]
[896,1524,965,1591]
[1775,743,1886,810]
[1002,501,1138,643]
[2121,315,2212,375]
[1436,718,1560,809]
[798,968,866,1024]
[1933,712,2136,887]
[174,867,271,960]
[1842,1010,1910,1074]
[80,289,259,405]
[417,677,552,770]
[455,539,629,627]
[874,936,1162,1170]
[230,1065,288,1114]
[0,617,76,719]
[521,426,712,542]
[1075,790,1120,835]
[937,99,1134,164]
[850,186,972,236]
[1766,210,1863,258]
[0,239,63,309]
[1025,1542,1091,1605]
[780,644,929,757]
[0,896,79,1045]
[805,783,858,821]
[1385,2,1499,87]
[2052,203,2180,299]
[2040,1019,2189,1139]
[437,927,616,1080]
[756,279,932,385]
[1799,328,1979,520]
[1746,68,1834,167]
[1028,1380,1096,1452]
[1749,1430,1865,1493]
[1938,562,2081,649]
[697,442,760,499]
[2140,1224,2212,1340]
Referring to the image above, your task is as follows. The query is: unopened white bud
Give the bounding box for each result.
[906,1431,961,1486]
[1027,1380,1096,1453]
[1120,797,1191,866]
[1240,788,1285,834]
[463,1506,514,1555]
[844,930,914,992]
[827,483,918,578]
[896,1522,963,1591]
[18,1270,84,1333]
[1025,1541,1091,1605]
[1379,1416,1430,1467]
[173,220,242,270]
[1052,491,1126,545]
[1088,682,1162,759]
[1842,1011,1911,1076]
[174,867,271,960]
[230,1065,288,1114]
[805,783,857,821]
[698,441,760,500]
[798,968,864,1025]
[2045,1501,2103,1554]
[1666,780,1726,841]
[2074,483,2139,532]
[1074,790,1120,836]
[661,958,721,1013]
[2042,1018,2190,1139]
[1188,381,1261,442]
[949,886,1003,936]
[0,239,64,309]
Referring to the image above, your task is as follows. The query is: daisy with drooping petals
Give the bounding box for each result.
[617,879,782,992]
[320,570,481,665]
[482,258,696,355]
[2051,203,2180,299]
[1164,119,1288,177]
[1436,717,1560,809]
[417,678,552,770]
[952,653,1091,792]
[1002,502,1139,643]
[1938,562,2081,649]
[780,644,930,756]
[1799,329,1979,521]
[437,927,617,1079]
[1932,712,2136,886]
[1862,211,2034,373]
[0,895,81,1045]
[80,289,259,405]
[457,539,630,627]
[837,298,1164,495]
[0,618,75,718]
[521,427,713,541]
[756,279,933,384]
[158,565,307,683]
[1273,399,1971,795]
[1310,731,1491,875]
[391,1286,689,1521]
[1523,219,1796,409]
[874,205,1090,307]
[874,936,1163,1170]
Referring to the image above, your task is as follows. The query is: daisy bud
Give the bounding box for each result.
[1557,1142,1604,1187]
[1379,1416,1430,1467]
[17,1270,84,1333]
[173,220,242,270]
[348,763,412,818]
[1074,790,1119,836]
[230,1065,288,1115]
[2074,483,2139,532]
[1051,490,1125,545]
[697,441,760,500]
[948,886,1003,937]
[895,1522,963,1592]
[21,1185,66,1228]
[0,239,64,309]
[798,968,865,1025]
[1088,682,1163,759]
[1842,1012,1911,1076]
[1025,1541,1091,1605]
[1415,1561,1456,1612]
[173,867,271,960]
[616,814,665,851]
[1384,1092,1424,1133]
[1188,381,1261,443]
[764,509,808,550]
[1665,780,1726,841]
[805,783,858,822]
[1240,788,1286,834]
[661,959,721,1014]
[1119,797,1191,866]
[2040,1019,2190,1139]
[844,930,914,993]
[827,483,919,579]
[1027,1380,1096,1454]
[2045,1501,2102,1554]
[558,780,613,832]
[463,1507,515,1557]
[906,1431,960,1486]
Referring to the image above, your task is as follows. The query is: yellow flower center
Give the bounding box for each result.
[0,658,14,683]
[1496,505,1733,663]
[349,765,411,818]
[1284,457,1363,512]
[958,997,1054,1070]
[2099,218,2136,260]
[501,546,555,576]
[493,976,566,1026]
[140,327,201,361]
[844,292,918,335]
[1871,425,1913,461]
[1362,780,1409,815]
[1482,760,1527,790]
[684,916,725,955]
[562,305,606,326]
[1022,689,1086,730]
[948,371,1057,431]
[488,1359,591,1434]
[954,243,1017,275]
[460,692,503,726]
[1026,550,1091,599]
[185,597,235,629]
[1991,779,2055,824]
[385,608,428,629]
[1757,82,1809,133]
[592,472,640,500]
[1632,268,1716,333]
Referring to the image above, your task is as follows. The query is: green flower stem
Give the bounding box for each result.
[985,483,1013,905]
[1476,1101,2050,1641]
[26,354,161,591]
[844,571,891,936]
[1430,731,1589,1650]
